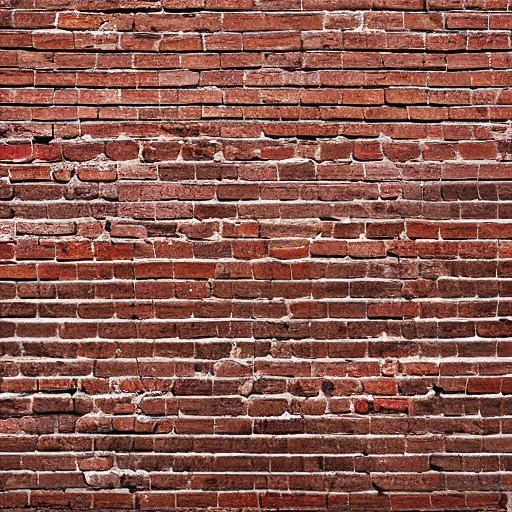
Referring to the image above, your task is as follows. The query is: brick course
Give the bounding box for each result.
[1,0,512,510]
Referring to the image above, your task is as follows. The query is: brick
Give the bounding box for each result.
[105,140,139,161]
[0,143,33,161]
[0,2,509,509]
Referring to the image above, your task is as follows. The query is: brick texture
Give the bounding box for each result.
[1,0,512,510]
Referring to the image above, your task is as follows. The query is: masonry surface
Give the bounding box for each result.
[2,0,512,510]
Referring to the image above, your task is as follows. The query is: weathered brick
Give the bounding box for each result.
[0,2,509,510]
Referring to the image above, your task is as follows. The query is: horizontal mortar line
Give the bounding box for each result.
[5,315,512,321]
[5,7,510,11]
[2,297,510,302]
[3,119,512,124]
[0,338,500,343]
[0,453,464,457]
[0,431,505,436]
[0,278,418,282]
[4,354,512,360]
[9,219,512,223]
[3,355,512,361]
[0,470,505,475]
[7,85,512,89]
[2,316,503,320]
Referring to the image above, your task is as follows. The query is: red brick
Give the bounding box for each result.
[0,3,508,509]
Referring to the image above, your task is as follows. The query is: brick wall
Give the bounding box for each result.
[1,0,512,510]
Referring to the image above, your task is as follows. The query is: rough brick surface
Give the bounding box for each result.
[1,0,512,510]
